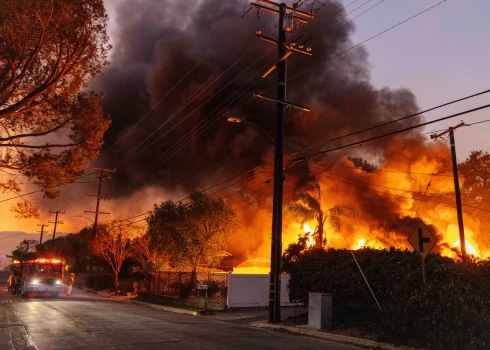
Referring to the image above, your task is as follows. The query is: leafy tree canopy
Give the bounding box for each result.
[147,189,238,272]
[459,150,490,204]
[90,219,144,290]
[0,0,111,214]
[37,227,93,272]
[7,239,39,261]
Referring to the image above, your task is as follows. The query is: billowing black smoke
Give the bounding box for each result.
[93,0,420,193]
[90,0,436,262]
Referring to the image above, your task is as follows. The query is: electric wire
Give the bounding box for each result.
[288,0,447,82]
[131,80,270,181]
[112,100,490,225]
[135,52,276,176]
[309,164,454,196]
[0,171,99,203]
[106,52,210,152]
[111,0,397,180]
[292,103,490,163]
[330,164,454,177]
[340,0,386,27]
[116,44,260,165]
[319,172,455,206]
[129,50,275,176]
[0,232,28,241]
[118,0,388,175]
[466,120,490,127]
[292,88,490,156]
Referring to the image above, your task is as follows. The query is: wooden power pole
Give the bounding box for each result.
[85,168,115,273]
[431,122,467,262]
[49,210,64,244]
[85,168,115,239]
[248,0,313,323]
[37,224,49,245]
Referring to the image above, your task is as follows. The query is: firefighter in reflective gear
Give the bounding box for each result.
[7,274,13,292]
[67,273,75,295]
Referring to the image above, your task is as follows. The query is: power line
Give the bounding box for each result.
[288,0,447,82]
[291,103,490,163]
[109,101,490,227]
[117,160,274,223]
[319,172,455,206]
[329,164,454,177]
[116,0,387,176]
[107,52,210,152]
[116,45,260,165]
[467,120,490,127]
[109,0,448,183]
[340,0,386,27]
[292,88,490,156]
[317,169,490,215]
[132,53,276,177]
[309,165,454,196]
[0,232,28,241]
[0,171,99,203]
[207,172,271,197]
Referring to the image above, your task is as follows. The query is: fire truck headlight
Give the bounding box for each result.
[31,280,39,285]
[55,280,61,285]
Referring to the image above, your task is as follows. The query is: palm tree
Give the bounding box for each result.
[287,191,357,248]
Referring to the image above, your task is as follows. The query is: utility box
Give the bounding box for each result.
[308,292,332,329]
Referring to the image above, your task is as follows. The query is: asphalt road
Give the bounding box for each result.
[0,289,362,350]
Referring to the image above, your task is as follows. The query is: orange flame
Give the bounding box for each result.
[353,238,366,250]
[302,223,315,248]
[453,239,478,257]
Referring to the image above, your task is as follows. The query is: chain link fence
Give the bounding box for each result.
[150,271,228,309]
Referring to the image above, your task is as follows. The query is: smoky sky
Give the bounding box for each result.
[88,0,440,261]
[92,0,422,193]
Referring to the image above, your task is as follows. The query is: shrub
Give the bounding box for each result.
[285,247,490,349]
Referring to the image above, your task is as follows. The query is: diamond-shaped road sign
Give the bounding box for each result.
[408,221,437,259]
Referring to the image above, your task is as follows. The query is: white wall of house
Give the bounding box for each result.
[226,273,299,308]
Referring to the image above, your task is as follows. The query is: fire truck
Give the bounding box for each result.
[15,258,65,298]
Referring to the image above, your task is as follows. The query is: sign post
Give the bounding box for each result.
[198,284,208,310]
[408,221,437,286]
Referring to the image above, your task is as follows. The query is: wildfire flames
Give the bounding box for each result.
[64,1,488,267]
[291,221,484,260]
[236,149,490,264]
[301,223,316,248]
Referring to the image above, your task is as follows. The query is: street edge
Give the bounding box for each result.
[251,322,421,350]
[130,299,199,316]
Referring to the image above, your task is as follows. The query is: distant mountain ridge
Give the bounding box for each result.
[0,231,69,269]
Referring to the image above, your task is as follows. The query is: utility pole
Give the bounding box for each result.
[431,122,467,262]
[248,0,313,323]
[49,210,65,244]
[85,168,115,273]
[37,224,49,245]
[85,168,115,239]
[23,239,30,253]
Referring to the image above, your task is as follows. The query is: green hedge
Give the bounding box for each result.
[85,273,114,291]
[284,247,490,349]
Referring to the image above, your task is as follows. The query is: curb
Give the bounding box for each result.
[119,299,420,350]
[130,300,199,316]
[251,322,420,350]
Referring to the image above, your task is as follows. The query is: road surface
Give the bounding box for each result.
[0,290,362,350]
